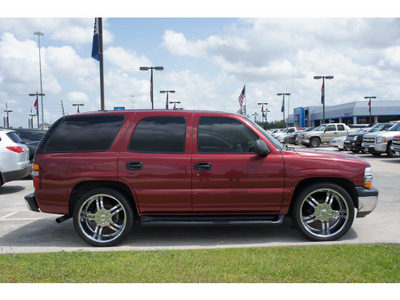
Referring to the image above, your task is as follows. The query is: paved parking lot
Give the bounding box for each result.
[0,149,399,254]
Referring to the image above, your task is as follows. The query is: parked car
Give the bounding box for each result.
[390,135,400,157]
[273,127,298,143]
[362,121,400,157]
[330,136,347,150]
[344,123,393,153]
[15,129,46,162]
[25,110,378,246]
[299,123,354,147]
[0,129,32,186]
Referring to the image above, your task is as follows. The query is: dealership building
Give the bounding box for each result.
[290,100,400,128]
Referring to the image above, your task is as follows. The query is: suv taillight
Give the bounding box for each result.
[33,164,40,189]
[6,146,25,153]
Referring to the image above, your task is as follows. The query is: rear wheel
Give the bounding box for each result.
[292,183,355,241]
[73,188,134,246]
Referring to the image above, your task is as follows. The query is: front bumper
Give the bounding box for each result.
[390,145,400,157]
[362,142,387,153]
[356,187,378,217]
[24,193,40,212]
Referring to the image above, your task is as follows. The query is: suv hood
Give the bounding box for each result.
[292,148,367,162]
[364,130,400,138]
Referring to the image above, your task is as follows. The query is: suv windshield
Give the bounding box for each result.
[314,124,327,131]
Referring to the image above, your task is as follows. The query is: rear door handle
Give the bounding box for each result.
[194,162,212,171]
[126,161,143,170]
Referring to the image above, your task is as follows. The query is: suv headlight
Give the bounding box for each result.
[353,136,358,141]
[364,167,373,189]
[377,136,386,143]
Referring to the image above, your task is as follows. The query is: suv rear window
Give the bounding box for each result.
[128,116,186,153]
[43,115,125,153]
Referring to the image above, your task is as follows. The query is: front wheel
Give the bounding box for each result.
[292,183,355,241]
[73,188,134,246]
[310,137,321,148]
[386,142,396,158]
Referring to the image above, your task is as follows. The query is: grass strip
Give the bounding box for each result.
[0,244,399,283]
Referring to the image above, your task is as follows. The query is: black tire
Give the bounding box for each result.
[310,137,321,148]
[292,183,355,241]
[73,187,134,246]
[386,142,396,158]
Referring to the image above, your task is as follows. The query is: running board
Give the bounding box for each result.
[139,215,284,225]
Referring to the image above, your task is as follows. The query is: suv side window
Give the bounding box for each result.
[337,125,345,131]
[198,117,258,153]
[43,115,125,153]
[128,116,186,153]
[325,125,336,132]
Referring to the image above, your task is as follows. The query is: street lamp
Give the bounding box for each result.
[4,105,13,129]
[277,93,290,126]
[34,31,45,129]
[130,95,134,109]
[72,104,84,113]
[314,76,334,124]
[29,92,45,129]
[140,66,164,109]
[169,101,181,110]
[257,102,268,122]
[364,96,376,124]
[160,90,175,109]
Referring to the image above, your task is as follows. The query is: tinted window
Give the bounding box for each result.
[198,117,259,153]
[326,125,336,132]
[337,125,345,131]
[129,117,186,153]
[44,115,125,153]
[7,132,23,144]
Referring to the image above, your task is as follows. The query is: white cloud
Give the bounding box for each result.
[105,47,152,73]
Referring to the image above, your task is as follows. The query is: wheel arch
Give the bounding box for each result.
[288,177,358,215]
[69,180,137,216]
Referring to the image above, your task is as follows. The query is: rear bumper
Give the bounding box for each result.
[356,187,378,217]
[2,165,32,184]
[24,193,40,212]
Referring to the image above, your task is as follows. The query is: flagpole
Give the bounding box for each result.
[98,18,105,111]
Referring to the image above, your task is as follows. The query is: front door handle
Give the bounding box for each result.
[194,162,212,171]
[126,161,143,170]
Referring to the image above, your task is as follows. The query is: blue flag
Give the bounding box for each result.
[91,18,100,61]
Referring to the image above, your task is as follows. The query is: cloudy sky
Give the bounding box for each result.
[1,1,400,128]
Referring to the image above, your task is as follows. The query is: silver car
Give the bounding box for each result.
[0,129,31,186]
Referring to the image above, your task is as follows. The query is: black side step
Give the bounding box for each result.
[139,215,284,225]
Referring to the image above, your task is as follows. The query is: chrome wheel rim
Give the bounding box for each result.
[300,188,350,238]
[78,194,127,244]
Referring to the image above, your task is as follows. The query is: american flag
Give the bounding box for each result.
[238,85,245,111]
[321,81,324,104]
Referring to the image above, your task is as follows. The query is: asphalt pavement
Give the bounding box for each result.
[0,149,399,254]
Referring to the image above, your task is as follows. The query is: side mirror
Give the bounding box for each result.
[255,139,271,156]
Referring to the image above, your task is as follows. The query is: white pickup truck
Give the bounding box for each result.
[299,123,353,147]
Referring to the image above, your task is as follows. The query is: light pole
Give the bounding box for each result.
[34,31,45,129]
[130,95,134,109]
[29,92,45,129]
[169,101,181,110]
[277,93,290,126]
[140,66,164,109]
[72,104,84,113]
[364,96,376,124]
[4,104,12,129]
[160,90,175,109]
[314,76,334,124]
[257,102,268,122]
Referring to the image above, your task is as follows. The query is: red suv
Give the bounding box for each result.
[25,110,378,246]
